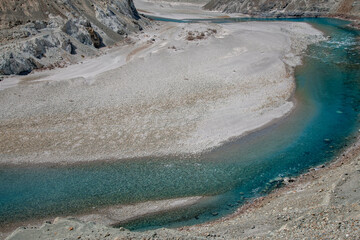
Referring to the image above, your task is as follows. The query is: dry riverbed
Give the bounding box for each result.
[0,20,323,164]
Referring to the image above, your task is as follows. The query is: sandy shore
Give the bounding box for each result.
[0,19,323,164]
[0,196,205,239]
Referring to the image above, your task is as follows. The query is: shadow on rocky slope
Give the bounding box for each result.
[0,0,149,75]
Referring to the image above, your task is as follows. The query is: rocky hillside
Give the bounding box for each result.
[204,0,360,18]
[0,0,149,75]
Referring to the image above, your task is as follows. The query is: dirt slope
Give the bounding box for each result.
[204,0,360,18]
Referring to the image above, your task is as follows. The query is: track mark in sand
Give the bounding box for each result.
[19,74,50,85]
[322,178,341,206]
[159,25,175,34]
[215,15,230,18]
[137,9,152,14]
[126,44,152,62]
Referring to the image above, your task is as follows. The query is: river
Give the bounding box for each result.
[0,17,359,231]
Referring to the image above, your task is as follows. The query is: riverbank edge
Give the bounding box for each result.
[180,133,360,236]
[4,134,359,239]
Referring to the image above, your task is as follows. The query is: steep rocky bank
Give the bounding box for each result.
[0,0,149,75]
[204,0,360,19]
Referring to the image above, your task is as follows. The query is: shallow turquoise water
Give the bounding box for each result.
[0,18,359,230]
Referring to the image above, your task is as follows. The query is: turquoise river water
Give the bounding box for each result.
[0,18,359,231]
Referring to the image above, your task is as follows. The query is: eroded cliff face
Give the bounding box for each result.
[204,0,360,18]
[0,0,148,75]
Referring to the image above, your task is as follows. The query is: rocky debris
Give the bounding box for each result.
[0,31,66,75]
[61,39,76,54]
[183,138,360,239]
[185,28,217,41]
[0,53,42,75]
[349,20,360,29]
[62,19,94,46]
[204,0,360,19]
[0,0,150,75]
[87,26,104,48]
[62,19,104,48]
[0,29,75,75]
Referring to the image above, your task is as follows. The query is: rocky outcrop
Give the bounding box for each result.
[62,19,94,46]
[0,0,149,75]
[204,0,360,18]
[0,30,64,75]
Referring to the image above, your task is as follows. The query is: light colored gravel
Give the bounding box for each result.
[0,21,323,164]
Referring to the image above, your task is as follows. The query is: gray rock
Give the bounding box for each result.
[62,19,93,46]
[0,53,40,75]
[0,0,149,75]
[61,39,76,54]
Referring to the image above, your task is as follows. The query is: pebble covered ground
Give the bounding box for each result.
[185,136,360,239]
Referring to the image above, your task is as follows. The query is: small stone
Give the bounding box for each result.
[211,212,218,216]
[69,227,74,231]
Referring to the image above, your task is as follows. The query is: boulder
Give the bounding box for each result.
[61,39,76,54]
[62,19,93,46]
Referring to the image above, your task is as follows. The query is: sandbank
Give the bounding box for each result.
[0,17,323,164]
